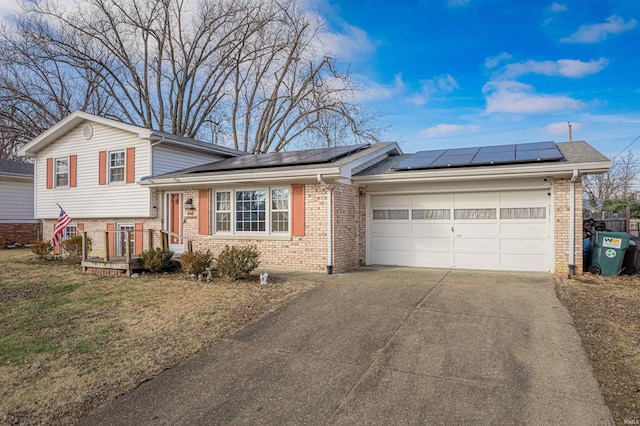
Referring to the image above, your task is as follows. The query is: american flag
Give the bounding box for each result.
[52,207,72,247]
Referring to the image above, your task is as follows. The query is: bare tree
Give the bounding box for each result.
[0,0,382,157]
[584,152,639,208]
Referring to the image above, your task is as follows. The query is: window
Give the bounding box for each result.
[211,188,289,235]
[236,190,266,232]
[117,224,134,256]
[64,224,77,241]
[412,209,450,220]
[373,209,409,220]
[215,191,231,232]
[454,208,497,220]
[271,189,289,232]
[109,151,125,183]
[55,158,69,187]
[500,207,546,220]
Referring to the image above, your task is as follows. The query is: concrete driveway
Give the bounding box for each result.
[81,267,613,425]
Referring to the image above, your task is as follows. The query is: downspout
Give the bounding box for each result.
[317,174,333,274]
[569,169,579,276]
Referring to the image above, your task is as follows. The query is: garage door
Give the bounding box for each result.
[369,190,551,272]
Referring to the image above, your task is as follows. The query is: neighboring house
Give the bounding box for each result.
[19,112,611,275]
[0,159,40,247]
[17,111,241,257]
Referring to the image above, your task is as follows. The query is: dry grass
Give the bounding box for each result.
[555,273,640,425]
[0,249,317,425]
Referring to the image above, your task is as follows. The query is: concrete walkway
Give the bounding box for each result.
[81,267,613,425]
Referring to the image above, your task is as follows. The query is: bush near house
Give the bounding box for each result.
[216,245,261,280]
[181,250,214,276]
[61,236,93,265]
[31,241,53,260]
[139,248,174,272]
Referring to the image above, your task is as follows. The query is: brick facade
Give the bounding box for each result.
[0,223,41,247]
[332,183,361,272]
[186,183,330,272]
[553,177,583,276]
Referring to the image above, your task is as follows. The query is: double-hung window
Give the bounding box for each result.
[212,188,289,235]
[109,151,125,183]
[55,158,69,187]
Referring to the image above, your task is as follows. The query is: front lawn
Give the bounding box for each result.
[555,274,640,425]
[0,249,316,425]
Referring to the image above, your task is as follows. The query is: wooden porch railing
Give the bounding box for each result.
[81,228,193,263]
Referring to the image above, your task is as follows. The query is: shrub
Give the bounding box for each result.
[215,245,261,280]
[181,250,214,276]
[61,236,93,265]
[31,240,53,260]
[139,248,174,272]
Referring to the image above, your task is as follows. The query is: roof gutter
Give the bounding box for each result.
[352,161,610,184]
[317,174,333,275]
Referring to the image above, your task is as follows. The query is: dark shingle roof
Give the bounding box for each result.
[0,159,34,176]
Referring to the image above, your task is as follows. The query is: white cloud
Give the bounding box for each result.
[561,15,637,43]
[485,53,512,69]
[355,73,406,102]
[483,80,585,114]
[420,123,481,137]
[547,121,583,136]
[549,2,567,12]
[319,23,374,61]
[406,74,459,106]
[500,58,608,79]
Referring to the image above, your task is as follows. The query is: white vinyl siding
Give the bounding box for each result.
[152,146,226,176]
[0,178,35,222]
[35,123,152,219]
[369,190,551,272]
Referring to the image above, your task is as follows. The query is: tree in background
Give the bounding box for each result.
[584,152,640,215]
[0,0,383,158]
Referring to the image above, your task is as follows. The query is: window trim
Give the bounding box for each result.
[108,150,126,184]
[211,187,290,236]
[55,157,69,188]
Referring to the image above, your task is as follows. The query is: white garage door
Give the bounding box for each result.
[369,190,551,272]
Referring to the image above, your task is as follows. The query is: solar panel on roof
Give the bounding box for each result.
[392,141,564,171]
[184,144,369,174]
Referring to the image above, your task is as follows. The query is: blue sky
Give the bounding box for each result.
[314,0,639,158]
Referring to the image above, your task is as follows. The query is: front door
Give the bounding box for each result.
[167,193,184,254]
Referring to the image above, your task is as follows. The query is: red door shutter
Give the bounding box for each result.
[291,184,305,237]
[106,222,115,257]
[69,155,77,188]
[198,189,210,235]
[134,222,144,255]
[46,158,53,189]
[98,151,107,185]
[126,147,135,184]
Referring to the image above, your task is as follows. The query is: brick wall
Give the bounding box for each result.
[0,223,41,247]
[359,188,367,266]
[186,183,330,272]
[332,183,361,272]
[554,177,583,275]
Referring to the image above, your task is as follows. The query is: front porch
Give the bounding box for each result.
[80,228,191,277]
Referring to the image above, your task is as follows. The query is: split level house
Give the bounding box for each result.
[18,111,611,275]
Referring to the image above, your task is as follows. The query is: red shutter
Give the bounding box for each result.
[126,147,135,184]
[106,222,115,257]
[46,158,53,189]
[98,151,107,185]
[291,184,305,237]
[198,189,210,235]
[69,155,77,188]
[134,222,144,255]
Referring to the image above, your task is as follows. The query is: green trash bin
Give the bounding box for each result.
[589,231,630,276]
